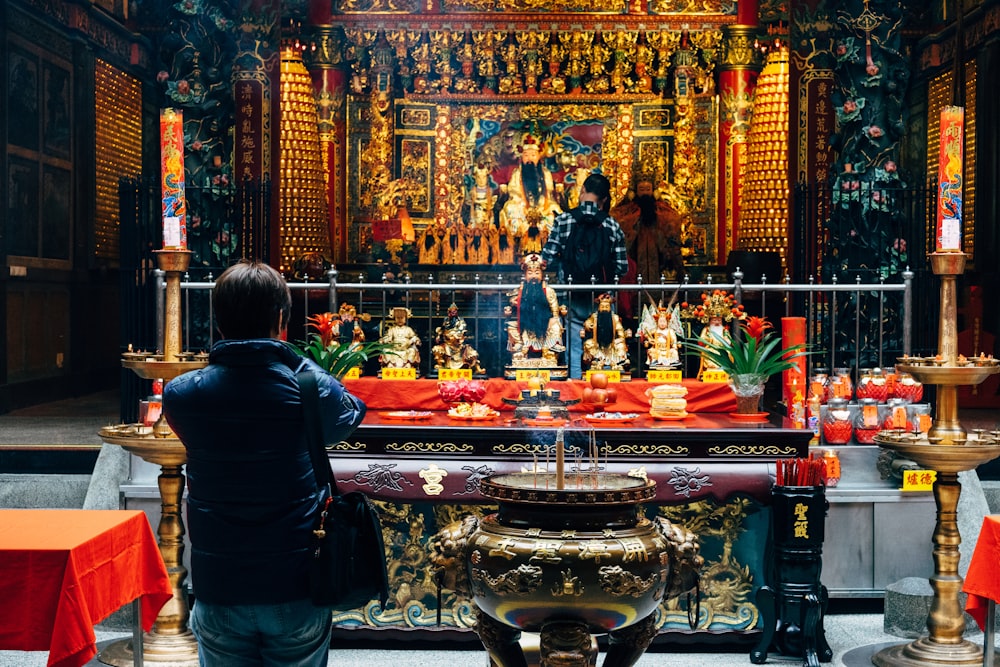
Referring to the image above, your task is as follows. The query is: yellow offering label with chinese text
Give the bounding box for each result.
[647,370,682,383]
[902,470,936,492]
[381,367,417,380]
[702,370,730,383]
[586,370,621,383]
[342,367,361,380]
[438,368,473,381]
[515,369,551,383]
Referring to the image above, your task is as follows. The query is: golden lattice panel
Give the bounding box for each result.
[94,60,142,262]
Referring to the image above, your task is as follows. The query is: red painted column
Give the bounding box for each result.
[716,24,760,265]
[737,0,758,25]
[305,23,349,263]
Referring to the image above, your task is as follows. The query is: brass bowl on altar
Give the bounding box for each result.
[122,357,207,381]
[896,363,1000,386]
[502,390,580,420]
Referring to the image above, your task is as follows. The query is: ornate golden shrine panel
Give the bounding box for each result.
[346,95,718,266]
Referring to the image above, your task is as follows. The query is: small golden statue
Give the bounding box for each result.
[503,253,567,377]
[379,306,422,374]
[432,304,485,375]
[638,302,683,369]
[681,290,745,378]
[332,303,370,348]
[581,293,631,373]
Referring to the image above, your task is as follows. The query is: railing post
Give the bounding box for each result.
[902,267,914,357]
[154,268,165,355]
[328,267,338,314]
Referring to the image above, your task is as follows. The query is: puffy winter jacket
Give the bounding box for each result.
[163,339,366,605]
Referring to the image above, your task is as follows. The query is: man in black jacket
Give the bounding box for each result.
[164,260,366,667]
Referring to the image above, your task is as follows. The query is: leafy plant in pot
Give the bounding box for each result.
[682,316,813,414]
[295,312,395,379]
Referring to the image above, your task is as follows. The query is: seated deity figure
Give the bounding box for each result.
[466,161,495,229]
[682,290,742,379]
[379,306,421,373]
[494,218,516,265]
[581,293,631,372]
[639,303,683,369]
[499,136,563,242]
[503,253,567,374]
[332,303,368,348]
[432,304,485,375]
[463,222,492,264]
[418,221,448,265]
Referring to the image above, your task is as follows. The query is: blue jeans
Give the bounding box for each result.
[190,598,332,667]
[567,299,591,379]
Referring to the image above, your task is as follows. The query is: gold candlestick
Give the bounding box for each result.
[100,249,201,666]
[874,252,1000,667]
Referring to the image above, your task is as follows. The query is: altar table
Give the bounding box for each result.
[343,376,737,414]
[0,509,172,667]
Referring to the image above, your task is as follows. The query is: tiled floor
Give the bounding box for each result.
[0,615,995,666]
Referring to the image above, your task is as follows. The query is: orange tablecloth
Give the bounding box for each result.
[345,377,737,414]
[0,509,172,667]
[963,515,1000,631]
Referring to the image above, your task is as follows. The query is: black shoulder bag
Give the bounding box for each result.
[298,370,389,610]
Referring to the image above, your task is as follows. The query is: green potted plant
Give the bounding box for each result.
[296,312,395,379]
[682,316,813,414]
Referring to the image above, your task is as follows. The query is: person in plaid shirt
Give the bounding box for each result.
[542,172,628,378]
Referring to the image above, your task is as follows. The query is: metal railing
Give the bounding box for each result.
[153,267,913,380]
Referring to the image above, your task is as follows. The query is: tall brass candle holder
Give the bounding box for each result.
[98,249,203,666]
[873,252,1000,667]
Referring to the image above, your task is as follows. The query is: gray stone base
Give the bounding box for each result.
[883,576,981,638]
[0,473,90,508]
[884,577,933,638]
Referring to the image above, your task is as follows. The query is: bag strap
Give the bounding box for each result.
[297,370,338,494]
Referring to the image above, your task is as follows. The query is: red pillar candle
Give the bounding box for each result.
[159,108,187,249]
[782,317,807,409]
[936,106,965,252]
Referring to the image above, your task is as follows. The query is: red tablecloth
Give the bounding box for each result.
[963,515,1000,631]
[0,509,172,667]
[344,377,737,414]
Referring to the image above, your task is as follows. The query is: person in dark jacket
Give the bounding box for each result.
[164,260,366,667]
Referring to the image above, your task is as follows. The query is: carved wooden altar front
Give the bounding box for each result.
[326,412,810,643]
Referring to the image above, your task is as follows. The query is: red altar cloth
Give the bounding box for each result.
[964,515,1000,630]
[0,509,172,667]
[343,377,736,414]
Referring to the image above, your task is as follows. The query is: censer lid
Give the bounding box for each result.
[480,472,656,505]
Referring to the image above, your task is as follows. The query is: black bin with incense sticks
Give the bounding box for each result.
[751,483,833,667]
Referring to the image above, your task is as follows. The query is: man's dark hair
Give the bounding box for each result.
[213,260,292,340]
[582,173,611,205]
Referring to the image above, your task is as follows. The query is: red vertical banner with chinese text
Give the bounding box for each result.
[159,108,187,249]
[234,79,265,184]
[936,106,964,252]
[788,0,835,277]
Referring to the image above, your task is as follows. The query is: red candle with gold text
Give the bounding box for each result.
[159,108,187,249]
[782,317,807,409]
[935,106,964,252]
